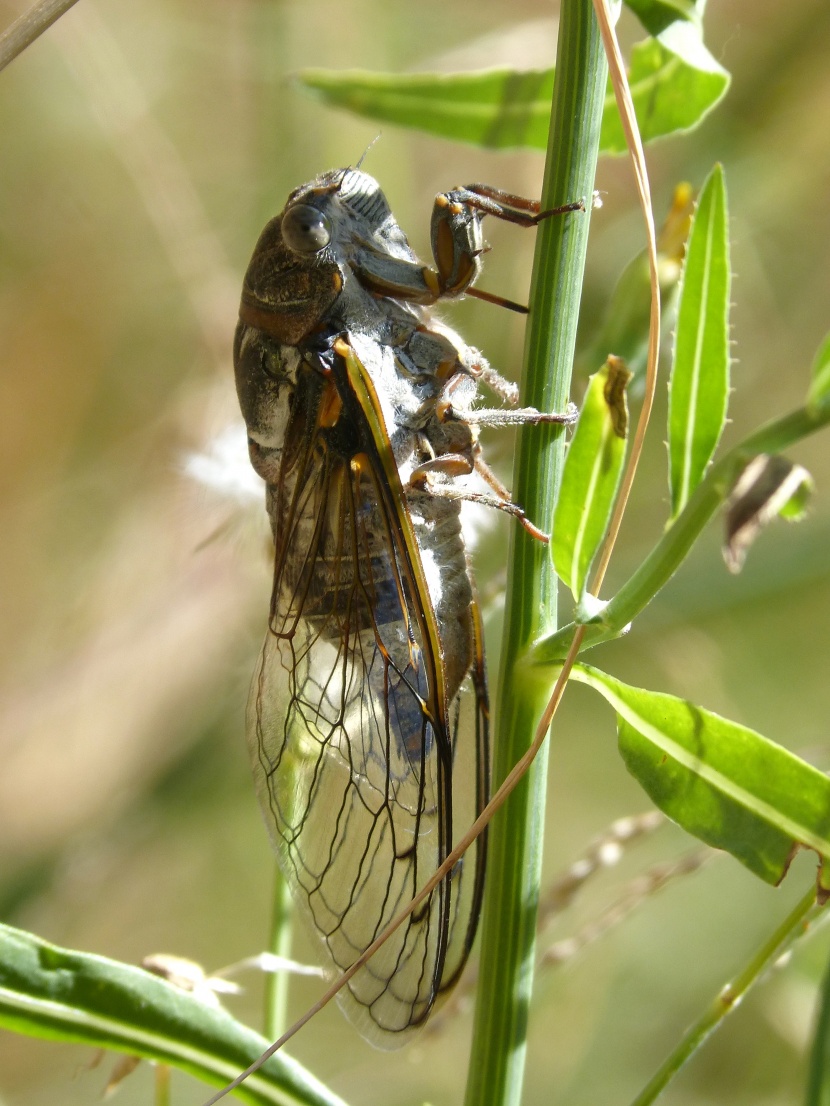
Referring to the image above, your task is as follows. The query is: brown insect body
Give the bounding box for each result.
[234,168,572,1045]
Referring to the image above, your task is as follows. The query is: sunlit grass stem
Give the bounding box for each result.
[629,885,823,1106]
[264,865,294,1041]
[463,2,608,1104]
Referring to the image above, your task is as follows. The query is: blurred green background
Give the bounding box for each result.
[1,0,829,1103]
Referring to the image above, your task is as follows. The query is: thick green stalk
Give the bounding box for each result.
[463,3,607,1105]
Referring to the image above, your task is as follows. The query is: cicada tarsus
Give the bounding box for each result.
[234,168,578,1047]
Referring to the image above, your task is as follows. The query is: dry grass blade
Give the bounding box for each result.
[540,848,712,968]
[0,0,80,73]
[587,0,660,594]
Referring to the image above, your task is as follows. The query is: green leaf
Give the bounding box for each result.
[297,38,729,154]
[0,924,347,1106]
[777,477,813,520]
[553,356,631,599]
[807,330,830,413]
[570,665,830,885]
[624,2,728,87]
[576,182,694,380]
[668,163,731,518]
[624,0,701,37]
[298,68,555,150]
[599,37,728,155]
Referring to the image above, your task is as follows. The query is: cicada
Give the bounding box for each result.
[234,168,577,1046]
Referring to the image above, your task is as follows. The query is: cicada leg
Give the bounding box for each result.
[435,367,578,429]
[468,444,551,544]
[349,185,584,313]
[409,451,551,545]
[410,363,578,544]
[442,402,579,428]
[429,185,586,308]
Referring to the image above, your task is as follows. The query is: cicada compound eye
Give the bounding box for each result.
[281,203,332,254]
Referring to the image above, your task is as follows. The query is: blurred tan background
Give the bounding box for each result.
[1,0,829,1103]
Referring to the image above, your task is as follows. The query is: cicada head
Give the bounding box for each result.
[239,168,427,349]
[288,168,394,235]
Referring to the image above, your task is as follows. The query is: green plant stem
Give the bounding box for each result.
[805,929,830,1106]
[155,1064,172,1106]
[534,402,830,663]
[630,884,824,1106]
[463,3,607,1105]
[0,0,80,73]
[264,865,294,1041]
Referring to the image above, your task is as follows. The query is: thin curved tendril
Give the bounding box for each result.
[589,0,660,594]
[203,6,659,1100]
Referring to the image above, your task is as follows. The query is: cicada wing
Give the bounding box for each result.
[247,345,485,1046]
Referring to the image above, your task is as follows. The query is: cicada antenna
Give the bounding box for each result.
[332,136,382,195]
[355,132,383,170]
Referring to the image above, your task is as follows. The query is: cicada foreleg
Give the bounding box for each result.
[429,185,587,311]
[349,184,585,313]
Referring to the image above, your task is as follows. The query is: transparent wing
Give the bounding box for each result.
[248,347,486,1046]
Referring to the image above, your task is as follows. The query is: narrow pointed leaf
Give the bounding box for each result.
[298,37,729,154]
[298,68,554,150]
[0,924,347,1106]
[668,163,731,517]
[723,453,813,573]
[577,182,694,380]
[553,356,630,599]
[571,665,830,885]
[807,330,830,413]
